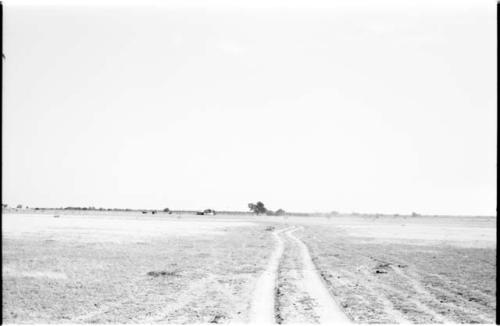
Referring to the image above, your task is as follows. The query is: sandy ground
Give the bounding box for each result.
[2,212,496,324]
[249,227,291,323]
[286,227,350,323]
[296,216,496,323]
[2,213,255,242]
[275,227,350,324]
[2,213,271,323]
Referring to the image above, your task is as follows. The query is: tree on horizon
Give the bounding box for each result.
[248,201,268,215]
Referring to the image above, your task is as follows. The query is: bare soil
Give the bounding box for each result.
[2,212,496,324]
[2,213,272,323]
[298,218,496,324]
[276,227,349,323]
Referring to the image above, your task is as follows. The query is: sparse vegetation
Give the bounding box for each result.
[2,211,495,324]
[2,214,273,323]
[299,216,496,323]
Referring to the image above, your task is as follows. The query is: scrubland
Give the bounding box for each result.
[2,212,496,324]
[3,214,272,323]
[298,218,496,323]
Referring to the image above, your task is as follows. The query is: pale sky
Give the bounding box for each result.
[2,0,497,215]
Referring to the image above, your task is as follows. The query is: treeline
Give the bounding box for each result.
[27,207,136,212]
[2,203,427,218]
[61,207,135,211]
[248,201,300,216]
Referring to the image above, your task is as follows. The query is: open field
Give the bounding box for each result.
[296,217,496,324]
[2,212,496,324]
[3,213,273,323]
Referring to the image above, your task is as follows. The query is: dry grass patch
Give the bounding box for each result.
[3,220,274,324]
[299,223,496,323]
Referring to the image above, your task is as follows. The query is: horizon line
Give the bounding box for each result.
[2,205,496,218]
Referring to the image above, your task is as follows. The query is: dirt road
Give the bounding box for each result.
[249,227,292,323]
[4,213,494,324]
[250,226,350,324]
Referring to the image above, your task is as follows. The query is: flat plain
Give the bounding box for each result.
[2,211,496,324]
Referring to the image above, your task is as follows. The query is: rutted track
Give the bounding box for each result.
[250,226,350,324]
[285,227,351,323]
[249,227,294,323]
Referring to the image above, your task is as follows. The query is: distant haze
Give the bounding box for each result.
[2,0,496,215]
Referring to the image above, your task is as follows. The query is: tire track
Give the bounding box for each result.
[249,226,295,323]
[250,226,351,323]
[275,228,318,323]
[285,227,351,323]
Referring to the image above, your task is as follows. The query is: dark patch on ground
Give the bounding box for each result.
[147,270,179,277]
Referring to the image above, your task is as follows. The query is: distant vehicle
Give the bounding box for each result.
[203,209,216,216]
[142,211,148,214]
[196,209,216,215]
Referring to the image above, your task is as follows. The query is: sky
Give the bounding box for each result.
[2,0,497,215]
